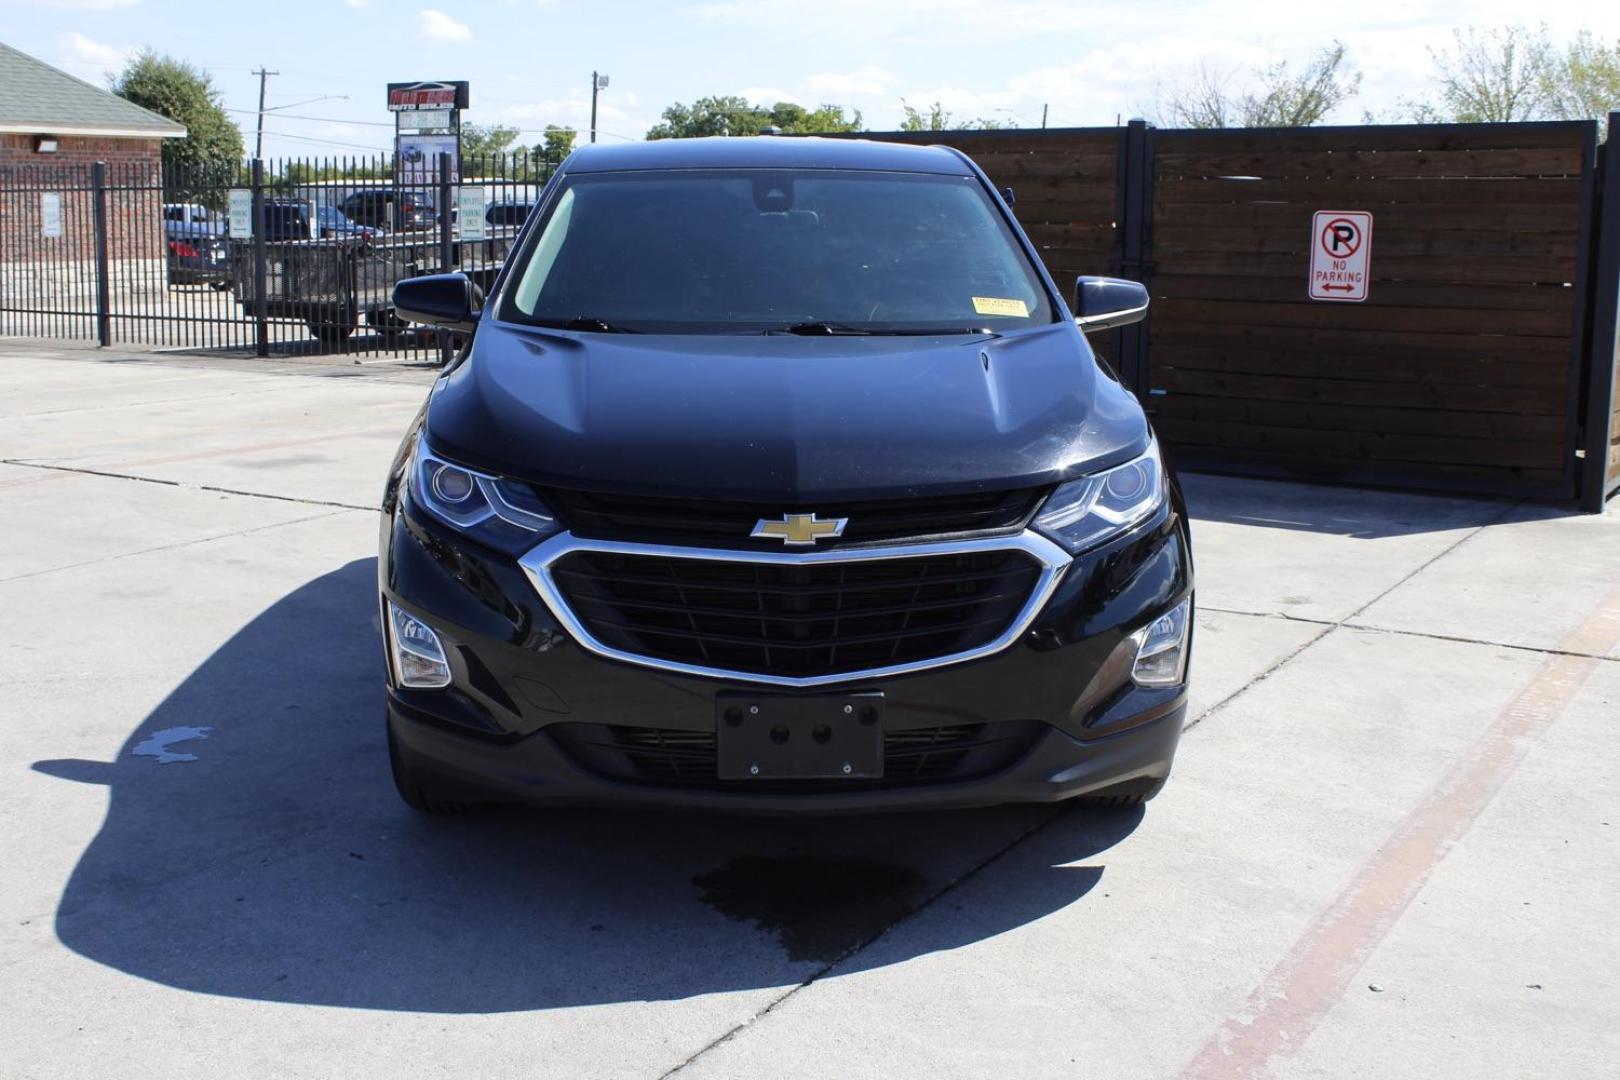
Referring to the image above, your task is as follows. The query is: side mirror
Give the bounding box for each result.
[393,273,481,331]
[1073,276,1149,333]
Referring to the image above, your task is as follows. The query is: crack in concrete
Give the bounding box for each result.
[662,499,1535,1077]
[0,459,377,512]
[1202,605,1620,664]
[659,803,1070,1079]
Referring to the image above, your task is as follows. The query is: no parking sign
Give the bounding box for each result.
[1308,210,1373,302]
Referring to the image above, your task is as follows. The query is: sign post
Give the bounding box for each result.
[1308,210,1372,303]
[387,80,469,232]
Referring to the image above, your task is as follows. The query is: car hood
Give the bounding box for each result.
[424,321,1149,502]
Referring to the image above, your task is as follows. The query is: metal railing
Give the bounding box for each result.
[0,149,559,360]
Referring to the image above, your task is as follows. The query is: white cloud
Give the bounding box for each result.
[56,32,137,74]
[345,0,370,7]
[417,9,472,42]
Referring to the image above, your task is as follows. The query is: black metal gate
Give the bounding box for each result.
[0,150,558,360]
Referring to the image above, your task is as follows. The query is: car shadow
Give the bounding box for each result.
[1178,469,1528,540]
[33,558,1140,1014]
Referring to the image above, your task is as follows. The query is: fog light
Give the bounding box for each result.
[1129,597,1190,687]
[388,601,452,688]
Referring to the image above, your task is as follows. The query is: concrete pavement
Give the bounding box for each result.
[1,341,1615,1079]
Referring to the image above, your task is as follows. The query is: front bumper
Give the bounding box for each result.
[379,491,1193,810]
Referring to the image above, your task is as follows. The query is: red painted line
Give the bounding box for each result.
[1182,590,1620,1079]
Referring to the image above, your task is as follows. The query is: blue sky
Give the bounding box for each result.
[3,0,1613,158]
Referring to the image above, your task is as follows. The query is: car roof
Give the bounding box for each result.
[563,136,975,176]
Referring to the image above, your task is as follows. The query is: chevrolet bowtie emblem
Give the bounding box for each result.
[751,512,848,546]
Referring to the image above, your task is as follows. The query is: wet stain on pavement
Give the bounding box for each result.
[694,856,928,964]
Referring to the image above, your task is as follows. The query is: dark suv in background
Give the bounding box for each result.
[381,137,1193,814]
[341,189,437,231]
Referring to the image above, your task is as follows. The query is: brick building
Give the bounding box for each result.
[1,41,185,317]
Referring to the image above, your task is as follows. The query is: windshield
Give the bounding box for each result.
[501,168,1054,334]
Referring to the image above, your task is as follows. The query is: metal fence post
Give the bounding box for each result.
[437,151,455,365]
[1113,119,1154,399]
[251,158,269,357]
[1580,112,1620,511]
[90,161,111,347]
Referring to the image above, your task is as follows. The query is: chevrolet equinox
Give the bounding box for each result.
[380,136,1193,812]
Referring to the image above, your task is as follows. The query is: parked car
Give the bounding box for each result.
[484,201,534,228]
[340,189,437,231]
[164,216,231,288]
[380,137,1193,814]
[163,202,218,229]
[315,205,382,240]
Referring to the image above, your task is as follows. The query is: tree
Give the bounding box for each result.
[1542,31,1620,129]
[1154,42,1361,128]
[1405,25,1552,122]
[539,125,577,163]
[646,96,862,139]
[460,123,521,159]
[110,52,242,201]
[898,99,1013,132]
[1244,42,1363,126]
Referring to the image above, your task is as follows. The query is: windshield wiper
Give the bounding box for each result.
[533,316,639,333]
[767,322,994,337]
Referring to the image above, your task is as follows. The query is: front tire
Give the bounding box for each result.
[386,711,485,814]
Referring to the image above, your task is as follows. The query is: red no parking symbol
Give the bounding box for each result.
[1309,210,1373,302]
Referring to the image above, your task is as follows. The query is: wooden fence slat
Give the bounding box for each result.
[1152,297,1572,337]
[1149,392,1568,440]
[1151,273,1575,311]
[1149,368,1568,417]
[1155,147,1584,180]
[1154,122,1592,154]
[1154,176,1583,205]
[1155,201,1579,232]
[1157,250,1580,284]
[1152,225,1581,259]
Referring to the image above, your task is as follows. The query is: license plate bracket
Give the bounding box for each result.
[715,692,884,780]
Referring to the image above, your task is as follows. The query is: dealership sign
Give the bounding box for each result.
[387,81,470,112]
[1308,210,1373,303]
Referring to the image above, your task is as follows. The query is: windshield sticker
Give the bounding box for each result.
[972,296,1029,318]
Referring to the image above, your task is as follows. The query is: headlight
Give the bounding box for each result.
[408,437,559,553]
[1033,438,1165,553]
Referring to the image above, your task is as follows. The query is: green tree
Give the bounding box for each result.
[1404,25,1553,122]
[647,96,863,138]
[460,122,521,159]
[1155,42,1361,128]
[109,52,242,202]
[898,99,1013,132]
[1542,30,1620,131]
[540,124,577,162]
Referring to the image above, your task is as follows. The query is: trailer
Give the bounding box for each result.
[229,230,518,347]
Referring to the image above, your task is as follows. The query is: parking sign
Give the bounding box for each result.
[1308,210,1372,302]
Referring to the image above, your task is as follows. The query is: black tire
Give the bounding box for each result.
[386,712,484,814]
[308,308,357,351]
[1079,775,1167,808]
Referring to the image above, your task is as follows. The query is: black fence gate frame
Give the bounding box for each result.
[1580,111,1620,512]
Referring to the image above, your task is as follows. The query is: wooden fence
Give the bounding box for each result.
[869,119,1619,509]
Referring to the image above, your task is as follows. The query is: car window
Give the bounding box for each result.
[503,169,1053,334]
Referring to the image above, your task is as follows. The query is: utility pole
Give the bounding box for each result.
[1041,103,1048,129]
[590,71,609,144]
[252,67,279,159]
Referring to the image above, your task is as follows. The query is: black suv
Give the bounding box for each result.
[381,137,1193,813]
[340,189,437,231]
